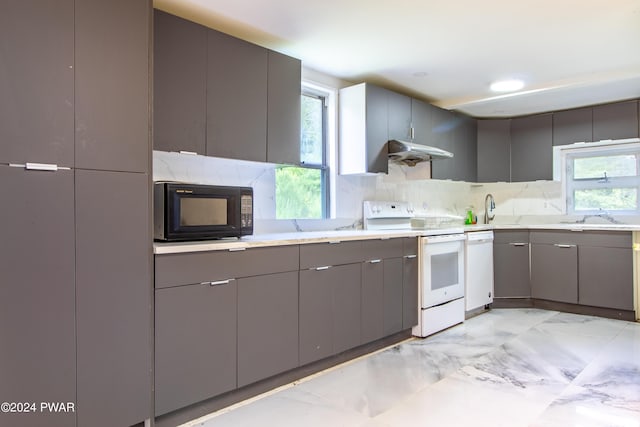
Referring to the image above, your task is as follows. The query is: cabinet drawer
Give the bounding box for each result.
[155,245,299,288]
[361,238,404,260]
[530,230,631,247]
[299,240,363,269]
[494,230,529,244]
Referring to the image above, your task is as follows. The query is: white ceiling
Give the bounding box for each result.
[154,0,640,118]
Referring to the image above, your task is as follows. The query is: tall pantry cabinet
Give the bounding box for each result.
[0,1,152,427]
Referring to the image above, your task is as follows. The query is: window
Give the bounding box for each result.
[275,87,329,219]
[560,141,640,215]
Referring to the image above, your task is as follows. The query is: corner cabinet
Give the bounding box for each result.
[510,114,553,182]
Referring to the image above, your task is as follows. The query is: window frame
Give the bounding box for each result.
[555,139,640,215]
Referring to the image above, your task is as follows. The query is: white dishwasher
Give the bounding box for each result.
[465,230,494,312]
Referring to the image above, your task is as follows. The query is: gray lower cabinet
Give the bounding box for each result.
[75,170,152,427]
[267,50,302,165]
[493,231,530,298]
[153,10,207,155]
[299,263,362,365]
[75,0,150,173]
[531,242,578,303]
[0,0,74,166]
[0,166,76,427]
[155,280,237,416]
[207,29,268,162]
[383,257,404,336]
[577,233,633,310]
[155,245,299,415]
[402,238,419,329]
[237,271,299,387]
[361,260,385,343]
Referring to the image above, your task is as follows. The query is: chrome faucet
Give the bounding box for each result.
[484,193,495,224]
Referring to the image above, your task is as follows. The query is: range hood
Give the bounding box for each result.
[387,140,453,166]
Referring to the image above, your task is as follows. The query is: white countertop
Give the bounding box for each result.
[154,223,640,254]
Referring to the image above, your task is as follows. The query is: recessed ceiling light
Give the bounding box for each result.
[490,79,525,92]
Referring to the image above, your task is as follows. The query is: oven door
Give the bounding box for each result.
[421,234,466,308]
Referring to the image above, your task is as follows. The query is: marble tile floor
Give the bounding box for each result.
[182,309,640,427]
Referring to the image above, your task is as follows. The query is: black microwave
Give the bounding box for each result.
[154,182,253,241]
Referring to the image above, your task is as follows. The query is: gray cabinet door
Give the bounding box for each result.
[531,243,578,303]
[207,29,268,162]
[237,271,299,387]
[155,281,237,416]
[75,170,151,427]
[430,106,456,179]
[0,1,74,166]
[365,84,390,173]
[593,100,639,141]
[453,114,478,182]
[493,243,530,298]
[402,238,419,329]
[410,99,433,146]
[383,257,404,336]
[332,263,362,354]
[267,51,301,165]
[388,91,412,142]
[553,107,593,145]
[75,0,150,173]
[153,10,207,155]
[299,267,334,365]
[299,263,361,365]
[361,260,385,343]
[0,166,76,427]
[578,246,633,310]
[511,114,553,182]
[477,119,511,182]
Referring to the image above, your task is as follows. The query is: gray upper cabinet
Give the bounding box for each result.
[552,107,593,145]
[410,98,433,145]
[0,0,74,166]
[267,51,302,165]
[207,29,268,162]
[511,114,553,182]
[153,10,207,155]
[477,119,511,182]
[592,100,639,141]
[75,0,150,173]
[75,170,152,427]
[431,109,477,181]
[429,106,455,179]
[0,166,76,427]
[388,91,412,142]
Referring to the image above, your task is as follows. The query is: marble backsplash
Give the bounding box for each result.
[153,151,640,233]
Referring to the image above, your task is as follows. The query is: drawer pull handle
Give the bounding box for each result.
[315,266,331,271]
[328,241,341,244]
[510,243,527,247]
[404,254,417,259]
[554,244,575,248]
[208,279,234,286]
[228,247,247,252]
[369,259,382,264]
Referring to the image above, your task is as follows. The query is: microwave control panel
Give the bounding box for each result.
[241,195,253,228]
